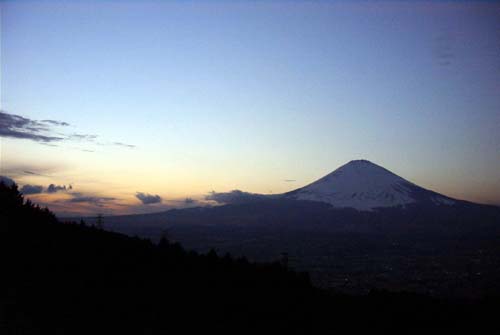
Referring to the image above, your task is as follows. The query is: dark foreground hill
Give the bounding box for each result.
[1,182,499,333]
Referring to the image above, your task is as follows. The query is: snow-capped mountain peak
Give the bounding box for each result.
[284,159,455,211]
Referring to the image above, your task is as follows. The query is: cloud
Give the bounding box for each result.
[433,32,456,67]
[68,194,116,205]
[135,192,162,204]
[41,120,70,126]
[205,190,267,204]
[0,111,64,142]
[284,179,296,182]
[112,142,136,148]
[0,176,15,186]
[47,184,72,193]
[20,184,44,195]
[24,170,43,176]
[50,192,119,210]
[0,110,136,149]
[22,170,54,178]
[67,133,98,141]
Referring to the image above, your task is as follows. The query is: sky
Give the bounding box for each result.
[1,0,499,216]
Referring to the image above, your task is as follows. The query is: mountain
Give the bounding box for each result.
[283,159,456,211]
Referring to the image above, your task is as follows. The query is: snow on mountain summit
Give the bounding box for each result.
[285,160,455,211]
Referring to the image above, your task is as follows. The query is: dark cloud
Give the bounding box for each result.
[16,181,73,195]
[0,111,136,149]
[21,184,44,195]
[0,176,15,186]
[0,112,46,131]
[41,120,70,126]
[52,192,119,209]
[136,192,162,204]
[68,194,116,205]
[47,184,72,193]
[206,190,267,204]
[0,111,64,142]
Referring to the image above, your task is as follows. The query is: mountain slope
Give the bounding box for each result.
[284,160,457,210]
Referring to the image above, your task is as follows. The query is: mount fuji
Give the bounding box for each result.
[283,160,456,211]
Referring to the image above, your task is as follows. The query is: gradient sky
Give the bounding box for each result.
[1,0,499,216]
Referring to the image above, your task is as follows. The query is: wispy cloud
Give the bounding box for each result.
[66,133,98,141]
[112,142,136,148]
[22,170,54,178]
[41,120,70,127]
[433,32,456,67]
[23,170,47,177]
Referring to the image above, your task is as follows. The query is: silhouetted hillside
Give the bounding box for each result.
[1,182,498,333]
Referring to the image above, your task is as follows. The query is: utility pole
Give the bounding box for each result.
[96,213,103,230]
